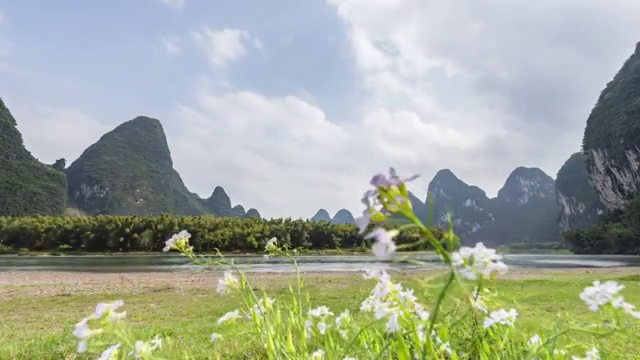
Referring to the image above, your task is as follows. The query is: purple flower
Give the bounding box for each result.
[361,189,379,208]
[370,167,419,189]
[365,227,399,257]
[355,211,371,234]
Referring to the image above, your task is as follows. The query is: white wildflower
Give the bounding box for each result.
[572,347,600,360]
[216,271,240,295]
[417,325,426,343]
[470,289,488,313]
[217,309,241,325]
[150,334,162,350]
[414,304,430,321]
[265,237,278,253]
[248,297,276,318]
[365,227,398,257]
[371,272,401,299]
[483,308,518,328]
[374,303,393,320]
[385,310,402,333]
[439,342,453,356]
[580,280,623,311]
[528,334,542,348]
[355,210,372,234]
[210,333,222,342]
[97,344,120,360]
[580,280,640,319]
[344,358,358,360]
[310,349,325,359]
[93,300,126,321]
[336,309,351,328]
[612,296,640,319]
[163,230,191,252]
[308,305,333,318]
[130,340,154,360]
[429,331,453,355]
[451,242,508,279]
[72,317,102,353]
[304,319,313,338]
[317,321,329,335]
[398,288,417,305]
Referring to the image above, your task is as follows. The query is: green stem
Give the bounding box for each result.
[428,270,456,335]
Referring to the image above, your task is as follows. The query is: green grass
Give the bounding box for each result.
[1,271,639,359]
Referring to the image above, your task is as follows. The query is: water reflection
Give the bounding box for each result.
[1,254,639,273]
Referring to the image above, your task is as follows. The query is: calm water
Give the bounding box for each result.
[1,254,640,273]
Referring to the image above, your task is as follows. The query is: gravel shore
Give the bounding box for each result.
[0,267,637,302]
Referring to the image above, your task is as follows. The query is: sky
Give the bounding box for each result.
[1,0,640,219]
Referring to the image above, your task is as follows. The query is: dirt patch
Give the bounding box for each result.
[0,267,637,302]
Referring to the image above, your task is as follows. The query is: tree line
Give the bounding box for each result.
[0,215,456,253]
[563,193,640,255]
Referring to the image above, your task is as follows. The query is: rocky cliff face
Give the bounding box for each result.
[65,116,208,216]
[427,169,496,238]
[556,152,606,232]
[582,42,640,211]
[587,148,640,210]
[482,167,559,244]
[64,115,261,217]
[497,167,555,205]
[426,167,560,245]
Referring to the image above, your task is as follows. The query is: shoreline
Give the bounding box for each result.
[1,267,637,302]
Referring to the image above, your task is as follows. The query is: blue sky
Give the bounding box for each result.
[0,0,353,122]
[1,0,640,218]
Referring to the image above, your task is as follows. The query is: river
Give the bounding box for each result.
[1,254,640,273]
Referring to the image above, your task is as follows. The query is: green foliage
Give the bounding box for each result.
[0,216,449,253]
[48,169,636,360]
[65,116,208,216]
[582,42,640,161]
[563,192,640,254]
[0,98,67,216]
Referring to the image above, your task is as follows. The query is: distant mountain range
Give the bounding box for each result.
[0,101,259,218]
[311,208,355,224]
[0,94,607,247]
[309,167,561,246]
[8,40,640,253]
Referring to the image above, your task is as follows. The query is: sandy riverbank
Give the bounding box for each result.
[0,267,638,302]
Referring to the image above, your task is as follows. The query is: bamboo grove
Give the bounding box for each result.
[0,215,455,253]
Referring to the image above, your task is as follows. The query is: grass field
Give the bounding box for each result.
[1,268,640,359]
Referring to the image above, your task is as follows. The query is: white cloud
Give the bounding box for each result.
[167,78,513,218]
[167,0,640,219]
[321,0,640,195]
[6,98,108,165]
[157,0,185,10]
[0,10,4,25]
[159,35,180,56]
[191,28,260,69]
[6,0,640,220]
